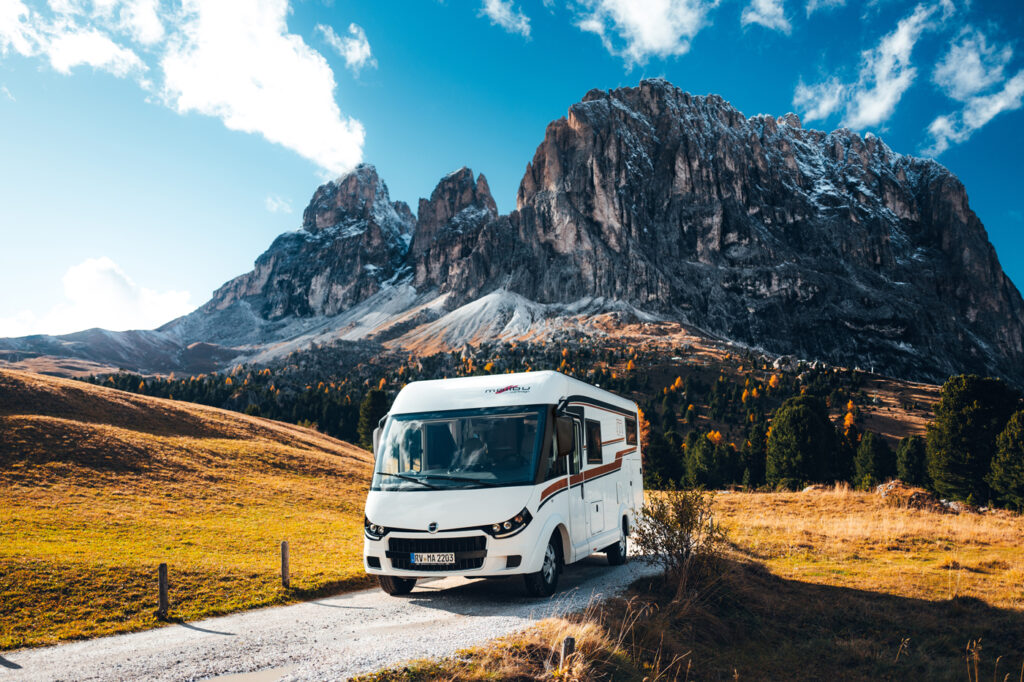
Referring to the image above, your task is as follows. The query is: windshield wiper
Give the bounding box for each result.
[420,474,502,487]
[375,472,442,489]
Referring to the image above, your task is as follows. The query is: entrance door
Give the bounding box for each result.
[566,416,589,560]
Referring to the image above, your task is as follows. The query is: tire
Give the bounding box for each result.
[378,575,416,596]
[524,535,561,597]
[605,519,629,566]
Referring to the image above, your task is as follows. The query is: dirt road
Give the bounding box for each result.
[1,557,657,681]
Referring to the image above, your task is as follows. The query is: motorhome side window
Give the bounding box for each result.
[585,419,602,464]
[543,432,568,481]
[625,415,638,445]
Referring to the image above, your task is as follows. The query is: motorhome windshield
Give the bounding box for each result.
[372,406,546,491]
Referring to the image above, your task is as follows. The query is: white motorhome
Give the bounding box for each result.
[363,370,643,597]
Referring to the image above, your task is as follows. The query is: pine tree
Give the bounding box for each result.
[988,410,1024,510]
[358,389,390,451]
[926,375,1020,504]
[895,435,927,486]
[766,395,835,489]
[854,431,892,489]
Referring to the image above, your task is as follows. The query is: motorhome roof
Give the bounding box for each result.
[388,370,636,416]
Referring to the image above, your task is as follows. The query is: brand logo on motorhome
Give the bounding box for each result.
[486,384,532,395]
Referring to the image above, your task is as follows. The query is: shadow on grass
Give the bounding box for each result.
[634,557,1024,681]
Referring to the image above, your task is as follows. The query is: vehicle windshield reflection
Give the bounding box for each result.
[372,406,546,491]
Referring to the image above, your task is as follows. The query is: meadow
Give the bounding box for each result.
[358,487,1024,681]
[0,369,374,650]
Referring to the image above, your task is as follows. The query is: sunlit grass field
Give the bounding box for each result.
[0,369,374,650]
[358,487,1024,681]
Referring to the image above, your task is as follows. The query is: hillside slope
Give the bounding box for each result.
[0,369,373,649]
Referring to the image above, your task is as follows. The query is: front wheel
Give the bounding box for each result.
[606,520,628,566]
[378,575,416,596]
[524,536,560,597]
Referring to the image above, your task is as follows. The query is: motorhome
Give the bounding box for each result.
[363,370,644,597]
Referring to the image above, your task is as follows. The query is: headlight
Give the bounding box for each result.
[364,516,390,540]
[484,508,532,538]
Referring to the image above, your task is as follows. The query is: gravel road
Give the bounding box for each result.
[1,556,658,681]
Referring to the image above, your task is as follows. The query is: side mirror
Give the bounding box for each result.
[372,426,382,460]
[556,416,574,458]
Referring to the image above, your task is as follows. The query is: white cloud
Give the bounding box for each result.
[1,85,14,101]
[805,0,844,17]
[573,0,719,67]
[265,194,292,213]
[161,0,364,177]
[0,0,42,57]
[1,0,365,177]
[933,27,1011,102]
[842,3,936,129]
[45,24,146,76]
[119,0,164,45]
[793,76,844,121]
[793,3,942,129]
[0,257,194,337]
[741,0,790,34]
[924,70,1024,154]
[317,22,376,74]
[480,0,531,38]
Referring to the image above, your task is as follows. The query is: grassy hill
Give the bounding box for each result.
[0,369,373,650]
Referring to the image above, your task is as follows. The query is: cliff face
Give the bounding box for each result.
[10,79,1019,384]
[416,79,1024,382]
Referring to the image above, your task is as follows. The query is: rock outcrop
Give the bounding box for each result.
[5,79,1023,385]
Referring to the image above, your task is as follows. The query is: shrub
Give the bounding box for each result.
[632,487,726,600]
[926,375,1020,503]
[988,409,1024,511]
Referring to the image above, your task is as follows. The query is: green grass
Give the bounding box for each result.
[0,369,374,649]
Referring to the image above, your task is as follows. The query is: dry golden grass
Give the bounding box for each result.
[0,369,374,650]
[359,487,1024,681]
[715,485,1024,611]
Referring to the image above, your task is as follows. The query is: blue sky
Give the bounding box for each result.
[1,0,1022,336]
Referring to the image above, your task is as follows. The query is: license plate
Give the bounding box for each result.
[411,552,455,565]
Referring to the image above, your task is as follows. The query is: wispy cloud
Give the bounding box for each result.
[792,76,844,122]
[925,70,1024,155]
[480,0,531,38]
[0,257,194,337]
[0,0,366,178]
[793,2,944,130]
[317,23,376,74]
[842,3,938,129]
[265,194,292,214]
[805,0,844,17]
[1,85,14,102]
[741,0,790,34]
[933,27,1011,102]
[572,0,719,68]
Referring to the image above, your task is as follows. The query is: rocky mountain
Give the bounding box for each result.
[3,78,1022,385]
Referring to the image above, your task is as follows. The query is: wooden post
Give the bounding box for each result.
[560,636,575,669]
[281,541,290,589]
[157,563,169,620]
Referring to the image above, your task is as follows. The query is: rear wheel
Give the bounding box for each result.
[606,518,628,566]
[378,575,416,596]
[524,535,560,597]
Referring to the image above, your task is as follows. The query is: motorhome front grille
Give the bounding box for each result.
[386,536,487,571]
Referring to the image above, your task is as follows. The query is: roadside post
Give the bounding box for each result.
[281,541,290,589]
[157,563,169,620]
